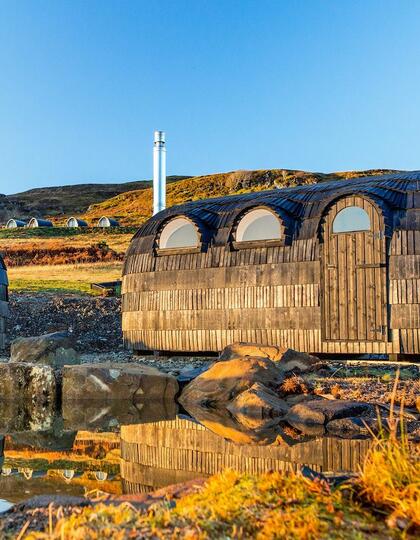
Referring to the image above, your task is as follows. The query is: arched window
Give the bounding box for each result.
[236,208,281,242]
[332,206,371,233]
[159,217,199,249]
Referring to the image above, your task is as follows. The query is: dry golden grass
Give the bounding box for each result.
[8,262,123,294]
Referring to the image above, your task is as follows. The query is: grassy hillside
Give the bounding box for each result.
[2,176,189,221]
[83,168,400,226]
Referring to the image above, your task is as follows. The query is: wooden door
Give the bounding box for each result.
[322,196,388,342]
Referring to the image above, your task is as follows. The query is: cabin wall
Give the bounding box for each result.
[0,257,9,349]
[122,184,420,356]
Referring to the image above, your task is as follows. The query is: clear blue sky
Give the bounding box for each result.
[1,0,419,194]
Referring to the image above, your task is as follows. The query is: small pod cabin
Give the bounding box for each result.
[5,219,27,229]
[28,218,53,228]
[66,217,88,228]
[122,171,420,358]
[97,216,119,228]
[0,254,8,349]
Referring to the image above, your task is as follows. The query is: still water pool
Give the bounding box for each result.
[0,399,373,508]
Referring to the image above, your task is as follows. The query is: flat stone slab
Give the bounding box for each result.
[286,399,374,426]
[62,363,179,402]
[10,332,80,367]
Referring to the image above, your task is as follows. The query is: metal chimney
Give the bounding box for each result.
[153,130,166,215]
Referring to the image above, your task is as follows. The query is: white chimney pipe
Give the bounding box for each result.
[153,130,166,215]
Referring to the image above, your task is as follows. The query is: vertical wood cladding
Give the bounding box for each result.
[122,172,420,355]
[0,259,8,349]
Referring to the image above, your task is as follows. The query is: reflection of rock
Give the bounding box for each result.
[10,332,80,367]
[286,400,374,426]
[63,363,178,401]
[0,400,59,436]
[6,429,77,452]
[227,382,288,429]
[182,404,279,445]
[179,357,283,407]
[63,399,178,431]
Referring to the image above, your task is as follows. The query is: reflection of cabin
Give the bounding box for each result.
[97,216,119,228]
[122,172,420,357]
[0,255,9,349]
[120,418,371,494]
[5,218,27,228]
[66,217,88,228]
[28,218,53,228]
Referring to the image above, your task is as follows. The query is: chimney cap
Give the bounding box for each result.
[154,130,165,143]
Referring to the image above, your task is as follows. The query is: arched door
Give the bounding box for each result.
[322,196,388,342]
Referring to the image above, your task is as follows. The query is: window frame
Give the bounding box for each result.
[156,216,202,256]
[331,205,372,234]
[232,206,284,250]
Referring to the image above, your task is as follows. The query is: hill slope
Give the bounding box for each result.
[84,168,400,226]
[1,176,189,221]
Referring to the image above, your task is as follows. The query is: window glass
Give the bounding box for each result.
[236,208,281,242]
[332,206,371,233]
[160,217,199,249]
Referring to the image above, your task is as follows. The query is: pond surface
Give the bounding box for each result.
[0,399,373,507]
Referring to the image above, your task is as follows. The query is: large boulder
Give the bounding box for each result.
[275,349,321,374]
[219,342,321,374]
[219,342,286,362]
[227,382,288,425]
[286,399,374,426]
[0,363,57,404]
[62,363,179,402]
[179,356,283,407]
[10,332,79,367]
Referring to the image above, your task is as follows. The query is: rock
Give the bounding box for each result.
[0,363,57,404]
[10,332,79,367]
[179,356,283,407]
[177,362,213,387]
[276,349,321,374]
[62,363,178,402]
[219,342,286,361]
[227,382,288,424]
[286,400,374,426]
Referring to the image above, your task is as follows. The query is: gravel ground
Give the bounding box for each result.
[5,292,122,353]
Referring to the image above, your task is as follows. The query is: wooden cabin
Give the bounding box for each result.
[5,219,27,229]
[122,171,420,358]
[0,254,9,349]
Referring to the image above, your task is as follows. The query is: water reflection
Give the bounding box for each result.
[0,398,373,506]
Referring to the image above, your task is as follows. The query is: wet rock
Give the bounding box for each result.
[179,356,284,407]
[10,332,79,367]
[227,382,288,423]
[286,399,374,426]
[219,342,286,361]
[177,362,213,386]
[286,420,326,437]
[62,363,178,402]
[0,363,57,404]
[275,349,321,374]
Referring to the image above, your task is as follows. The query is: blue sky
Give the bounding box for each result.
[1,0,420,194]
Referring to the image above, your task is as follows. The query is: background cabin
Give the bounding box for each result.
[122,171,420,358]
[66,217,88,228]
[27,218,53,228]
[5,219,27,229]
[0,255,9,349]
[97,216,119,228]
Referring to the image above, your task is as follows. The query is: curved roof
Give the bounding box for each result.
[128,171,420,253]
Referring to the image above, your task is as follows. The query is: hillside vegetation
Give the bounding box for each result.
[84,168,400,225]
[0,176,189,222]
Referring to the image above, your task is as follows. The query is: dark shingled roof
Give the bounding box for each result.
[129,171,420,252]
